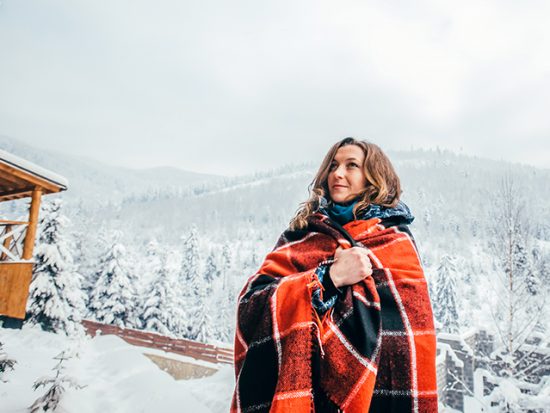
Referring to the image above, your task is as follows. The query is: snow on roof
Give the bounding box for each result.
[0,148,68,189]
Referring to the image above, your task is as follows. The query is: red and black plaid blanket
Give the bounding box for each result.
[232,213,437,412]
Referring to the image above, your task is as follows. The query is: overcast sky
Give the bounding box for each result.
[1,0,549,175]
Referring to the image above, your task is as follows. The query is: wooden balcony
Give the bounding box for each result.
[1,149,67,320]
[0,220,33,318]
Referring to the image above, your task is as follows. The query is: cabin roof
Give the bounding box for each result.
[0,149,68,202]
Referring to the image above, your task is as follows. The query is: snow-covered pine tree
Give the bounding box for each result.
[531,242,550,285]
[141,250,184,336]
[203,246,226,341]
[217,241,236,343]
[29,349,82,413]
[80,226,110,305]
[135,238,164,329]
[203,248,220,297]
[243,247,260,275]
[88,231,136,328]
[145,238,162,278]
[0,341,16,382]
[433,255,460,334]
[193,282,212,343]
[423,208,431,232]
[26,199,85,335]
[513,237,539,297]
[179,226,202,339]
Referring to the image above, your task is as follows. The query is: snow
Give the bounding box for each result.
[0,325,234,413]
[463,396,484,413]
[0,148,68,189]
[2,141,550,412]
[440,406,462,413]
[437,342,465,368]
[437,333,475,356]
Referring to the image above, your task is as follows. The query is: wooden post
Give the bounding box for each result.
[1,224,12,261]
[22,187,42,260]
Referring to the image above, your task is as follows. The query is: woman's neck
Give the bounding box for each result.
[327,199,359,225]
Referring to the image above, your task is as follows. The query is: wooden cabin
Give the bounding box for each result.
[0,149,67,319]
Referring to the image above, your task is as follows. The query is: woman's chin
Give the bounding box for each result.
[330,194,355,204]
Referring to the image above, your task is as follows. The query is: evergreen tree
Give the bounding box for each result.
[179,226,202,339]
[26,199,85,335]
[423,208,431,230]
[204,245,230,341]
[81,226,109,304]
[0,342,16,382]
[193,283,212,343]
[145,238,162,273]
[181,226,201,298]
[218,242,236,342]
[512,237,539,296]
[221,242,233,290]
[243,247,260,274]
[203,248,220,297]
[141,250,183,336]
[29,349,82,413]
[433,255,460,334]
[134,238,163,329]
[88,232,135,328]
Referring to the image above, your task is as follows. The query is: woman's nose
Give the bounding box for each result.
[334,165,345,177]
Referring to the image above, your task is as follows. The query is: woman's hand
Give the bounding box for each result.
[329,246,373,288]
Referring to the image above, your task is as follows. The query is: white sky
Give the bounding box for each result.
[1,0,549,175]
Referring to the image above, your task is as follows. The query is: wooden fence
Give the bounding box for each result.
[82,319,234,365]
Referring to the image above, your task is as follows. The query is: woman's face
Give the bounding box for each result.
[327,144,367,204]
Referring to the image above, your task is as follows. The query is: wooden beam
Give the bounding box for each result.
[0,194,34,202]
[0,188,34,202]
[0,220,29,225]
[0,162,62,195]
[0,167,27,185]
[22,188,42,260]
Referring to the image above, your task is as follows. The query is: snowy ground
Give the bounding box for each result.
[0,326,234,413]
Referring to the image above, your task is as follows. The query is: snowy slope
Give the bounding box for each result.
[0,326,234,413]
[72,145,550,248]
[0,135,222,202]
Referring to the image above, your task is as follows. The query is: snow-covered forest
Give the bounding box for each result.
[1,136,549,412]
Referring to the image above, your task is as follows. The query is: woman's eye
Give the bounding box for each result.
[329,163,337,171]
[348,163,359,168]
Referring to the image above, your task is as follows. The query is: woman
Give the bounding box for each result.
[232,137,437,413]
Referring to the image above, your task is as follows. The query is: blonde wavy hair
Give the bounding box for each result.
[289,137,402,230]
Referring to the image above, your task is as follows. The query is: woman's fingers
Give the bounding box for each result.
[330,245,374,286]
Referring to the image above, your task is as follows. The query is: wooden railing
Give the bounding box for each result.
[0,220,28,262]
[82,319,234,365]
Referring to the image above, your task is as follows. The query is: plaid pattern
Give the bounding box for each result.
[232,213,437,413]
[311,263,339,314]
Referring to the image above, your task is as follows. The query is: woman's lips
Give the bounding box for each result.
[332,184,348,189]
